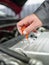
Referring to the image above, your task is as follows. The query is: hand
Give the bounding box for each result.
[17,14,43,35]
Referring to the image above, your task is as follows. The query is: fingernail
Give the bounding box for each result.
[23,30,27,35]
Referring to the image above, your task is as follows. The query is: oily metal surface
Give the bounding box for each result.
[10,32,49,65]
[11,32,49,53]
[0,31,49,65]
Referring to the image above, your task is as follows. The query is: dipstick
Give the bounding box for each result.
[21,26,30,45]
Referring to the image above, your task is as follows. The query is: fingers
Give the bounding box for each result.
[17,16,29,26]
[17,15,34,26]
[17,15,33,34]
[17,17,29,34]
[23,22,36,34]
[23,21,42,34]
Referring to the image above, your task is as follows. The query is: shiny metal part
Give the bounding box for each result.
[0,31,49,65]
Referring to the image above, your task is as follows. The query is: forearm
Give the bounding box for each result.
[34,0,49,27]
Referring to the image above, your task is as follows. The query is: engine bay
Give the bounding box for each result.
[0,27,49,65]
